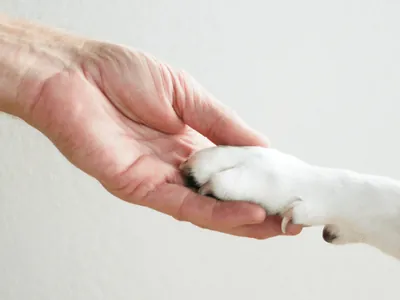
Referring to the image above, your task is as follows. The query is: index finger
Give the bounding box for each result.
[171,70,269,147]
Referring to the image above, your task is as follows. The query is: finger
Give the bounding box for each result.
[141,183,267,230]
[171,70,269,147]
[228,216,302,239]
[142,183,302,238]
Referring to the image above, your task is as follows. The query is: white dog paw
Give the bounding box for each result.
[180,146,331,234]
[181,146,400,259]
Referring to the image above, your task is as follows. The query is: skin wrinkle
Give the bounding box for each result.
[98,56,135,123]
[82,52,153,135]
[15,64,47,118]
[168,65,184,119]
[139,182,185,219]
[143,56,167,124]
[233,219,281,240]
[170,68,237,146]
[106,155,147,192]
[94,47,157,130]
[202,104,226,144]
[79,57,131,131]
[178,193,222,230]
[146,140,190,165]
[140,55,184,134]
[109,153,183,205]
[153,61,184,133]
[171,187,196,223]
[171,70,191,125]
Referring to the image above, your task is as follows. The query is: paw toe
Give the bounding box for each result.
[182,173,201,190]
[322,226,338,243]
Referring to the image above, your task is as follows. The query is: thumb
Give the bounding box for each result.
[171,70,269,147]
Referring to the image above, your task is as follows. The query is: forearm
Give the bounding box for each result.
[0,15,86,118]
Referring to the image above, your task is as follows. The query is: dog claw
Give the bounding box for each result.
[199,183,212,196]
[280,198,303,233]
[281,208,293,234]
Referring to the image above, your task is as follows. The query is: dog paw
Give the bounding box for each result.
[180,146,329,233]
[181,146,400,260]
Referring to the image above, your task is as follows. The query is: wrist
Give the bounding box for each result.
[0,15,86,119]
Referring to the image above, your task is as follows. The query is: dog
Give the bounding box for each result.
[180,146,400,260]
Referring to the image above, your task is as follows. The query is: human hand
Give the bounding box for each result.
[2,19,302,238]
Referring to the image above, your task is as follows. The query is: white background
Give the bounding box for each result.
[1,1,400,299]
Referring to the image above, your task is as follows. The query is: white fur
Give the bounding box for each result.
[181,146,400,260]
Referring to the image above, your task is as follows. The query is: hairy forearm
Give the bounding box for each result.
[0,15,86,117]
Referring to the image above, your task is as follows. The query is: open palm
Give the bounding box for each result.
[27,40,300,238]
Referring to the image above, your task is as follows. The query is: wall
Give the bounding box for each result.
[1,1,400,299]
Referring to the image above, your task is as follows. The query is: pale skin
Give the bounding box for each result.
[0,15,302,239]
